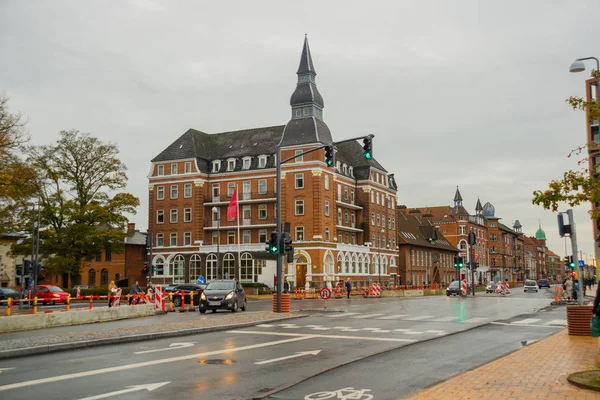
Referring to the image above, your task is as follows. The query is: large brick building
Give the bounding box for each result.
[147,37,398,288]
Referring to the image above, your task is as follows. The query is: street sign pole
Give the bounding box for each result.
[275,146,283,313]
[567,209,584,305]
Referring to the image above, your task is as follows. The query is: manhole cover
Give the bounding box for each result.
[198,359,237,365]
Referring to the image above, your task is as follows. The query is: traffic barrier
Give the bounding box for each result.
[273,293,291,312]
[89,295,93,310]
[294,288,302,300]
[180,291,185,312]
[76,287,81,299]
[66,295,71,311]
[461,280,467,295]
[114,289,122,307]
[169,292,174,311]
[333,286,343,299]
[505,282,510,294]
[154,285,164,311]
[190,291,195,309]
[33,297,37,314]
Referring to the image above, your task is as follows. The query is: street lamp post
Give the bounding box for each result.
[378,229,384,285]
[212,206,220,279]
[569,57,600,99]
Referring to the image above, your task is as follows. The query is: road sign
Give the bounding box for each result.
[319,288,331,300]
[579,260,585,267]
[197,275,205,284]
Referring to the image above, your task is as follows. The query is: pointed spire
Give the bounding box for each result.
[297,34,316,75]
[475,197,483,212]
[454,186,463,202]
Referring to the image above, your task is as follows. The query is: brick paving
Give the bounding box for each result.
[0,311,301,353]
[403,329,600,400]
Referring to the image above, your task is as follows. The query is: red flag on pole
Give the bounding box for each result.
[227,188,238,220]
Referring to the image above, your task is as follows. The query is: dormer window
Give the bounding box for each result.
[242,157,251,170]
[157,165,164,176]
[349,167,353,177]
[295,109,301,118]
[258,155,267,168]
[295,150,303,162]
[342,164,348,175]
[336,161,341,171]
[171,163,177,175]
[212,160,221,173]
[227,159,236,172]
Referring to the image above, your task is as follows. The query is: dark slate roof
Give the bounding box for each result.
[335,141,387,179]
[280,117,332,147]
[475,198,483,211]
[499,223,518,235]
[297,35,316,75]
[449,205,470,215]
[454,186,463,202]
[126,231,147,246]
[290,82,324,108]
[396,213,458,252]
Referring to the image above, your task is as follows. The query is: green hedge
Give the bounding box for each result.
[70,287,133,297]
[241,282,272,295]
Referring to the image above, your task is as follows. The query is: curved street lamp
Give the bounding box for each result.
[569,57,600,102]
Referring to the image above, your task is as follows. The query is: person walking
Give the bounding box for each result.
[283,279,290,294]
[146,281,154,302]
[345,278,352,299]
[129,280,142,305]
[107,281,117,308]
[565,277,574,302]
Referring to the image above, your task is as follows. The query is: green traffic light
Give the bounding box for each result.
[326,159,333,166]
[364,152,371,159]
[269,245,279,255]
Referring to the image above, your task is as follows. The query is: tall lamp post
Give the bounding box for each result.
[378,228,384,284]
[569,57,600,100]
[212,206,221,279]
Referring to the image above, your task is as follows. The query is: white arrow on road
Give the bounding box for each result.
[255,350,321,365]
[134,342,195,354]
[78,382,170,400]
[0,368,14,375]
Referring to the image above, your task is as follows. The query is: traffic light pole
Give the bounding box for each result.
[567,210,584,305]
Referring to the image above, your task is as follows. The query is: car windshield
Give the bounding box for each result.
[525,280,536,286]
[3,288,18,294]
[205,281,235,291]
[449,282,459,288]
[49,286,64,292]
[539,280,547,283]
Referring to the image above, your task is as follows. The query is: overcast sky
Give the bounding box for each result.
[1,0,598,262]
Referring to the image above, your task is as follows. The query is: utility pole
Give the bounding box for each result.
[566,210,584,305]
[469,230,476,296]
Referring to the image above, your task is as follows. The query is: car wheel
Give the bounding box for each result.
[173,297,181,308]
[231,300,238,313]
[199,308,206,314]
[241,299,247,311]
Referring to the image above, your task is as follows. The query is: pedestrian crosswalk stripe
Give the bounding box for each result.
[462,318,488,324]
[351,313,386,319]
[431,316,457,322]
[327,312,361,318]
[544,319,567,326]
[376,314,408,320]
[511,318,541,325]
[403,315,433,321]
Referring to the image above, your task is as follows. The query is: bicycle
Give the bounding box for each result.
[305,387,373,400]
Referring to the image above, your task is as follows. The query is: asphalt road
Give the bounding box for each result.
[0,287,563,400]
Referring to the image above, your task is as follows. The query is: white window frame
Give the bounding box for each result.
[258,204,267,219]
[156,233,164,247]
[184,183,192,198]
[295,173,304,189]
[295,149,303,162]
[184,208,192,222]
[227,158,236,172]
[184,161,192,173]
[171,163,177,175]
[170,209,178,223]
[325,201,330,216]
[157,210,164,224]
[242,157,251,170]
[156,186,164,200]
[258,179,267,194]
[296,226,304,241]
[243,230,251,244]
[157,165,164,176]
[184,232,191,246]
[170,185,178,199]
[212,160,221,173]
[258,156,267,168]
[324,174,329,190]
[170,233,177,247]
[295,200,304,216]
[228,182,235,197]
[259,229,267,244]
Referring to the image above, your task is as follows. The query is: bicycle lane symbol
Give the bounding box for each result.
[304,387,374,400]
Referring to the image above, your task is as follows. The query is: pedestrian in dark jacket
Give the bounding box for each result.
[283,279,290,294]
[129,281,142,305]
[345,278,352,299]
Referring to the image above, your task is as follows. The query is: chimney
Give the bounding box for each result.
[397,204,408,217]
[127,222,136,235]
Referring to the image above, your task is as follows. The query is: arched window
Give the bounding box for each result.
[382,257,388,275]
[190,254,202,283]
[324,253,334,276]
[170,255,185,283]
[155,258,165,276]
[344,254,351,274]
[88,269,96,287]
[206,254,217,280]
[241,253,253,282]
[372,255,379,275]
[351,254,358,274]
[364,255,370,275]
[223,253,235,279]
[100,268,108,285]
[337,252,343,274]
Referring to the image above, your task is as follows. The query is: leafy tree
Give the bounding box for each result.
[532,71,600,225]
[14,130,139,286]
[0,94,38,232]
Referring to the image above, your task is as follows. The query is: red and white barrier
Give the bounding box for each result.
[461,280,467,295]
[154,285,164,311]
[77,287,81,298]
[505,282,510,294]
[113,288,122,307]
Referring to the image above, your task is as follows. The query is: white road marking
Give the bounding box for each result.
[229,330,417,342]
[425,330,446,334]
[545,319,567,326]
[462,318,488,324]
[376,314,408,320]
[393,329,411,332]
[254,350,321,365]
[404,331,424,335]
[0,336,315,392]
[78,382,170,400]
[326,312,361,318]
[490,322,563,328]
[430,316,457,322]
[511,318,541,325]
[351,313,386,319]
[0,368,15,375]
[278,324,300,329]
[339,328,361,332]
[403,315,433,321]
[257,324,274,328]
[134,342,195,355]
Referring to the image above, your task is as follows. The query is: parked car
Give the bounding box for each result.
[523,280,538,293]
[485,281,496,293]
[34,285,69,304]
[199,280,247,313]
[169,283,206,307]
[538,279,550,289]
[446,280,461,296]
[0,288,21,305]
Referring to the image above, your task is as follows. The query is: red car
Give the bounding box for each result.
[34,285,69,304]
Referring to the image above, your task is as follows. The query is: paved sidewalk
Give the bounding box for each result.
[404,329,600,400]
[0,310,304,360]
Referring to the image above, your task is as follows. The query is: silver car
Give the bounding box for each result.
[523,280,538,293]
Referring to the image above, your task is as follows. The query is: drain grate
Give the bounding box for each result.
[198,359,237,365]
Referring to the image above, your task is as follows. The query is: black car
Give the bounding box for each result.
[446,280,461,296]
[169,283,206,307]
[199,280,246,313]
[0,288,21,306]
[538,279,550,289]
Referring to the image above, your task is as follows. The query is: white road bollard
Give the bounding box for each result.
[154,286,164,311]
[461,280,467,296]
[505,282,510,294]
[114,288,122,307]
